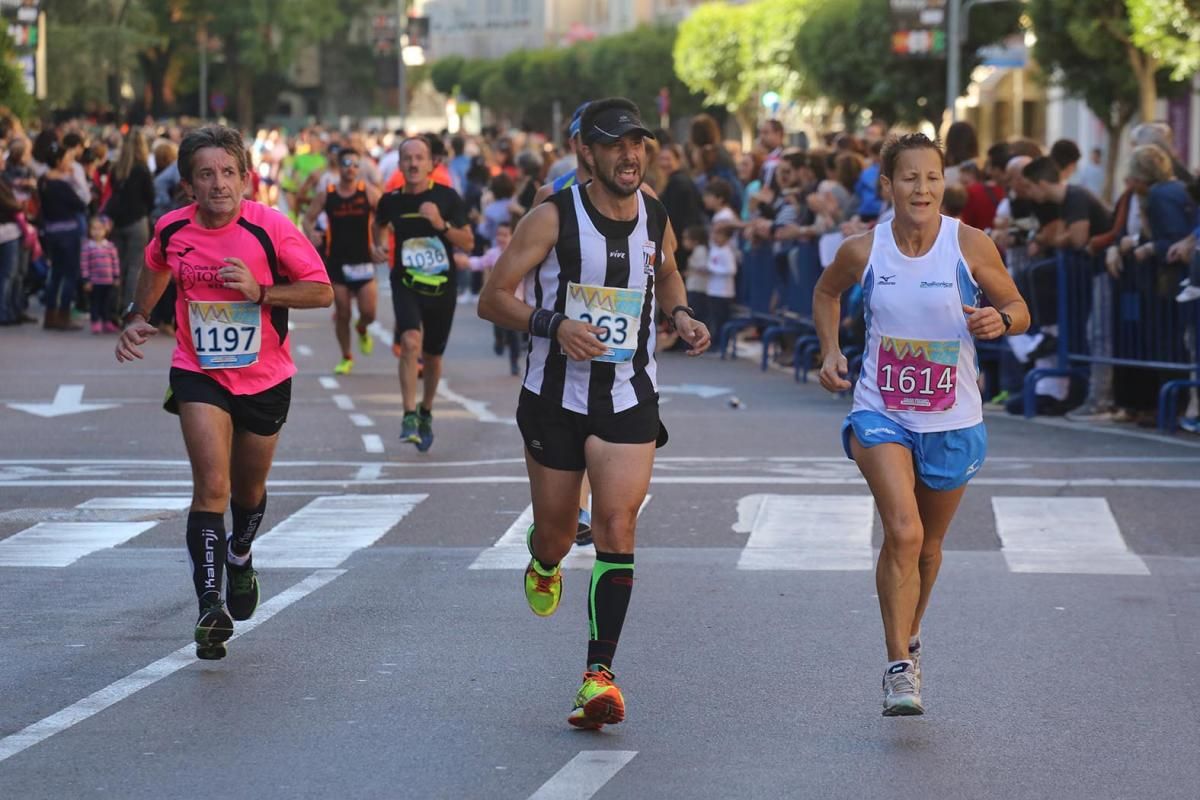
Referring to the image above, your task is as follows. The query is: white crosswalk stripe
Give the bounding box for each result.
[0,496,193,567]
[252,494,425,568]
[734,494,875,570]
[992,497,1150,575]
[469,497,651,570]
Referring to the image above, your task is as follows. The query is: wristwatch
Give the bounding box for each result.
[121,302,147,327]
[669,305,695,332]
[999,311,1012,333]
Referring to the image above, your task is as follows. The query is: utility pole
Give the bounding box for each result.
[946,0,960,123]
[397,0,407,130]
[946,0,1023,124]
[198,22,208,120]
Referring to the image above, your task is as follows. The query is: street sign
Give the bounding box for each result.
[890,0,946,57]
[209,91,227,114]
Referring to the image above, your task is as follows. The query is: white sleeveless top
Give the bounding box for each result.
[852,215,983,433]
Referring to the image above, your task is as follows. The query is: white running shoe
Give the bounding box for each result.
[908,637,922,688]
[1176,285,1200,303]
[882,662,924,716]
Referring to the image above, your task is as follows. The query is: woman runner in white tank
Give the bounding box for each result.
[814,133,1029,717]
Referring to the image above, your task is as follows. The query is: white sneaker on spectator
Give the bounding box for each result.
[1176,285,1200,303]
[1066,404,1116,422]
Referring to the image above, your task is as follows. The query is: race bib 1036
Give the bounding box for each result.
[876,336,959,412]
[564,282,645,364]
[400,236,450,276]
[188,301,261,369]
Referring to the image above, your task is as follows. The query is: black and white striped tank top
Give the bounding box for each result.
[523,184,669,415]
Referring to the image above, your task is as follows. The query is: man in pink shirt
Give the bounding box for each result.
[115,125,333,660]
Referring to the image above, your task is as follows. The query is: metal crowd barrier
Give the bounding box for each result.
[1021,249,1200,432]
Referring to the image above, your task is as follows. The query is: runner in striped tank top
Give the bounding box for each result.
[478,98,711,730]
[814,133,1029,717]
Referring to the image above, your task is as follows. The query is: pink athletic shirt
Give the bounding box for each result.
[145,200,329,395]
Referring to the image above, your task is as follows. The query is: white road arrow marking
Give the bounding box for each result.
[658,383,732,399]
[7,385,120,418]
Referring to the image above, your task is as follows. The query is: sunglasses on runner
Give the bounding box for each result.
[340,157,359,168]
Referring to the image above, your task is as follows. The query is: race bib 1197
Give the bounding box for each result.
[188,301,261,369]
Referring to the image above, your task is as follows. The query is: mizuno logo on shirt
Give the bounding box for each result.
[878,274,896,286]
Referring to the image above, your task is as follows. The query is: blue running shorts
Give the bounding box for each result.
[841,410,987,491]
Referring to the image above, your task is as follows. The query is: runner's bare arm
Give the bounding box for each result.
[365,182,382,209]
[478,203,607,361]
[218,257,333,309]
[959,224,1030,339]
[814,230,873,392]
[115,266,172,362]
[478,202,559,331]
[370,214,390,263]
[654,223,710,356]
[301,190,326,246]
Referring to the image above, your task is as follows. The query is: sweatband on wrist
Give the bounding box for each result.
[547,313,566,343]
[529,308,566,339]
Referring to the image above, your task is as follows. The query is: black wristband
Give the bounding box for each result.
[547,313,566,343]
[529,308,566,339]
[671,305,696,320]
[1000,310,1012,333]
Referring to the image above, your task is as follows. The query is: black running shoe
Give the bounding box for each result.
[226,558,260,622]
[195,592,234,660]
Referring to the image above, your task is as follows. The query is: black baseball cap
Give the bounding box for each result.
[582,107,656,145]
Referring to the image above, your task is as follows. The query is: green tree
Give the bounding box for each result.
[796,0,1019,127]
[673,1,754,130]
[1029,0,1140,199]
[0,32,33,121]
[430,54,465,97]
[1127,0,1200,82]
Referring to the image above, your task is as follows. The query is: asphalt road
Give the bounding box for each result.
[2,289,1199,800]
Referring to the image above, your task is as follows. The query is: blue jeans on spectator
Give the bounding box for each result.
[44,229,82,312]
[0,238,18,323]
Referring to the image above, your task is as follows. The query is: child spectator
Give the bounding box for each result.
[80,216,119,334]
[705,222,739,343]
[471,221,524,374]
[478,173,516,247]
[681,224,709,334]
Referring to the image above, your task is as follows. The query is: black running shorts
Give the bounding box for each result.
[164,367,292,437]
[391,281,455,356]
[516,387,668,471]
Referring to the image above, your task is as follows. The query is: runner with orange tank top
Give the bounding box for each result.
[303,148,382,375]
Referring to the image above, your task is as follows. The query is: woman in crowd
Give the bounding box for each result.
[38,141,87,330]
[106,129,156,309]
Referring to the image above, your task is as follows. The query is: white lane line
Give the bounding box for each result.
[361,434,385,454]
[470,497,650,570]
[993,497,1150,575]
[0,568,344,764]
[0,521,158,567]
[76,497,191,510]
[9,476,1200,490]
[349,413,375,428]
[253,494,425,568]
[527,751,637,800]
[437,380,514,425]
[734,494,875,570]
[296,344,314,357]
[332,394,355,411]
[319,377,340,390]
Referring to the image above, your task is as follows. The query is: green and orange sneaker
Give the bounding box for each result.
[523,524,561,617]
[567,667,625,730]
